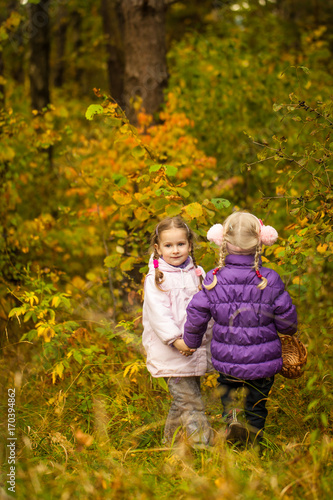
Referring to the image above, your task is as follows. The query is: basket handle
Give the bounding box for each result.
[291,335,307,364]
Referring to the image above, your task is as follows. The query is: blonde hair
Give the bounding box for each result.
[205,212,268,291]
[149,216,203,291]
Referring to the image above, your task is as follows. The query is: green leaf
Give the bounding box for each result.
[114,230,128,238]
[321,413,328,427]
[85,104,104,120]
[104,254,122,268]
[113,173,127,187]
[154,198,168,211]
[165,165,178,177]
[131,145,146,159]
[73,350,83,364]
[23,310,33,323]
[107,117,123,127]
[157,377,169,392]
[166,204,181,217]
[211,198,230,209]
[177,187,190,198]
[156,188,171,196]
[149,164,162,173]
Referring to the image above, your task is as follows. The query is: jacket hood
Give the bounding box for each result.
[148,254,195,274]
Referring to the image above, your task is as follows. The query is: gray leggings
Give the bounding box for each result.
[164,376,211,446]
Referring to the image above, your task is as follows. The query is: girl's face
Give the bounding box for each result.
[155,228,191,267]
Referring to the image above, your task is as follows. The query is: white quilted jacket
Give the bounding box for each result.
[142,255,213,377]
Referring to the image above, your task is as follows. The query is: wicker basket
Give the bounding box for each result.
[280,335,307,379]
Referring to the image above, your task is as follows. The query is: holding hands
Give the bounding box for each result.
[173,339,196,357]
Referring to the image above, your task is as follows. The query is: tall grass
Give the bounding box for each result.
[1,314,332,500]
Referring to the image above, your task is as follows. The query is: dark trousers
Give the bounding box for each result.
[217,373,275,430]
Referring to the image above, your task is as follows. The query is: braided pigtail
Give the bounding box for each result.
[152,247,165,291]
[204,239,228,290]
[190,248,203,291]
[254,242,267,290]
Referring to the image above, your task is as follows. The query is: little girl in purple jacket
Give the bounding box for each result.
[183,211,297,445]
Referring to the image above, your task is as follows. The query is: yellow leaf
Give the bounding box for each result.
[51,296,60,308]
[52,362,64,384]
[120,257,136,272]
[276,186,286,196]
[0,146,16,162]
[72,276,86,290]
[113,191,132,205]
[134,206,150,221]
[317,243,328,254]
[274,246,285,258]
[182,202,203,219]
[37,324,56,343]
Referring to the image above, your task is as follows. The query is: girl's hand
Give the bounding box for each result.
[173,339,196,356]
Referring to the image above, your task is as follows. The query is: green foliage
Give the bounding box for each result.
[167,18,332,206]
[1,3,333,499]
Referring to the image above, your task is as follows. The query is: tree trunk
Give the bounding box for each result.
[119,0,168,122]
[101,0,125,104]
[28,0,50,110]
[72,10,83,86]
[53,4,68,88]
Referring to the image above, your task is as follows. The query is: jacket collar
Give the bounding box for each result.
[225,254,261,267]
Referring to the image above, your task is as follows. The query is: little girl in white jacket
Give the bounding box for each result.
[142,216,213,447]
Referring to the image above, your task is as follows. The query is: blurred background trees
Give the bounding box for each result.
[0,3,332,495]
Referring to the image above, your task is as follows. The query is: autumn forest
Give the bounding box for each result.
[0,0,333,498]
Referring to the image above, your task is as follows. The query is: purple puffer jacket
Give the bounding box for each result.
[183,254,297,380]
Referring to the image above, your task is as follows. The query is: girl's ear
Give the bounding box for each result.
[154,243,161,256]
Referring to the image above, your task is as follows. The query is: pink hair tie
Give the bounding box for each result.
[195,268,203,276]
[153,259,159,269]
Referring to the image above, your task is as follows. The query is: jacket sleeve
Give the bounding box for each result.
[272,277,298,335]
[143,275,182,345]
[183,288,212,349]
